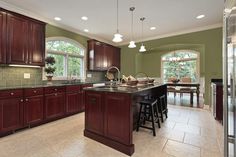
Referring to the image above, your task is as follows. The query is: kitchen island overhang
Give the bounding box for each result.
[83,83,167,156]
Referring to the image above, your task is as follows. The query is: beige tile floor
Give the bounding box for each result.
[0,105,223,157]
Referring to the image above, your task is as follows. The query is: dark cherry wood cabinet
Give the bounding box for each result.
[87,39,120,71]
[24,88,44,126]
[0,8,45,66]
[81,84,93,111]
[7,13,29,65]
[85,91,104,135]
[104,93,131,144]
[66,85,82,114]
[29,21,45,66]
[0,89,24,133]
[0,10,6,64]
[45,87,66,121]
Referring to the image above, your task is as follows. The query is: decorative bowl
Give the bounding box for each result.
[126,80,139,86]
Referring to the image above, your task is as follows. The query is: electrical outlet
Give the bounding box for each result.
[24,73,30,79]
[87,73,92,78]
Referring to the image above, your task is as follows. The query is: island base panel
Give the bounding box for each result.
[84,129,134,156]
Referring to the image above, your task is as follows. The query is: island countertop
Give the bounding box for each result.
[84,82,166,94]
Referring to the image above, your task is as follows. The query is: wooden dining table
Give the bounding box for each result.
[166,82,200,106]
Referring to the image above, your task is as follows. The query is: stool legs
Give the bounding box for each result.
[136,104,143,132]
[150,105,156,136]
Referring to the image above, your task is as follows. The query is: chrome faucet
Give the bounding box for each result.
[106,66,121,85]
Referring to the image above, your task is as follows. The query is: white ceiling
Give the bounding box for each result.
[0,0,224,45]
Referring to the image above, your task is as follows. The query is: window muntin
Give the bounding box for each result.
[161,50,199,82]
[45,38,85,79]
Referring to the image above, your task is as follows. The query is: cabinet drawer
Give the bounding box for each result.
[66,85,81,93]
[0,89,23,98]
[24,88,44,97]
[44,86,65,94]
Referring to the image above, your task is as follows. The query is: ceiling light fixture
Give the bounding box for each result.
[112,0,123,43]
[150,27,156,30]
[196,14,205,19]
[81,16,88,21]
[139,17,146,52]
[84,29,89,32]
[54,17,61,21]
[128,7,136,48]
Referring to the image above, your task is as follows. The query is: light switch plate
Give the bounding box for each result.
[24,73,30,79]
[87,73,92,78]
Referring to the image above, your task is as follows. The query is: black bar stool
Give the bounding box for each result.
[158,95,168,122]
[136,99,161,136]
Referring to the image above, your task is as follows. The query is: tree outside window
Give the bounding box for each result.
[45,37,85,79]
[162,50,199,82]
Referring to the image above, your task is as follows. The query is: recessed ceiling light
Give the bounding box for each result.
[150,27,156,30]
[81,16,88,21]
[196,14,205,19]
[54,17,61,21]
[84,29,89,32]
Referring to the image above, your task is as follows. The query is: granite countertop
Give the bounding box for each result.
[0,81,106,90]
[84,83,166,94]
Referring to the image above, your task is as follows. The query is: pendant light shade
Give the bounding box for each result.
[113,0,123,43]
[128,41,136,48]
[128,7,136,48]
[139,17,146,52]
[139,44,146,52]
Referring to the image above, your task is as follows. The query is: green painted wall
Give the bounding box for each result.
[120,28,223,105]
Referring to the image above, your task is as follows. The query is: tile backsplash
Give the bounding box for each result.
[0,66,106,87]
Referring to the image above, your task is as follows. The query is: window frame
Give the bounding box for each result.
[43,37,86,80]
[161,50,200,82]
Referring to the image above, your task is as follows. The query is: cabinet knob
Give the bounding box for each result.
[20,99,23,102]
[34,90,37,93]
[54,89,57,91]
[10,92,14,96]
[25,99,29,102]
[54,93,57,96]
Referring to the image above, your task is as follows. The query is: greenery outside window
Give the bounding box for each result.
[44,37,85,80]
[161,50,199,82]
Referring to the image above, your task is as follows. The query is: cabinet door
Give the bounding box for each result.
[45,93,65,120]
[66,92,81,114]
[85,91,103,135]
[29,21,45,66]
[104,44,113,68]
[0,10,6,64]
[7,13,29,64]
[24,96,44,125]
[81,84,93,111]
[0,98,24,132]
[112,47,120,69]
[104,93,131,144]
[94,41,105,70]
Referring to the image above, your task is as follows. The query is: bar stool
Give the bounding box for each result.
[158,95,168,122]
[136,99,161,136]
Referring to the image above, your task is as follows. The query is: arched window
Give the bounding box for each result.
[161,50,200,82]
[45,37,85,79]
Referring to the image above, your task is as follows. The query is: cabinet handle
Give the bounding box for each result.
[10,92,14,96]
[25,99,29,102]
[20,99,24,102]
[33,90,37,93]
[54,89,58,91]
[54,93,57,96]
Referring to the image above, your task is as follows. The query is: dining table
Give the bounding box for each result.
[166,82,200,106]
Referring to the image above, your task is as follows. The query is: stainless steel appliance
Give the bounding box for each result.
[223,1,236,156]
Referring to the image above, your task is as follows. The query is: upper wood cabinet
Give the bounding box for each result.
[0,8,46,66]
[87,39,120,71]
[0,10,6,64]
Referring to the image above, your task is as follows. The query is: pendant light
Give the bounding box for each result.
[128,7,136,48]
[112,0,123,42]
[139,17,146,52]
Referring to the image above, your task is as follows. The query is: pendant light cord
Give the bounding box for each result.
[131,9,134,40]
[116,0,119,33]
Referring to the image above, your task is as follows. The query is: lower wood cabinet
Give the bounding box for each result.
[85,91,104,135]
[104,93,131,144]
[45,93,65,121]
[0,97,24,133]
[66,85,82,114]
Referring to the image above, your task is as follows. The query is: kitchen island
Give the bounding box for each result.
[84,83,167,155]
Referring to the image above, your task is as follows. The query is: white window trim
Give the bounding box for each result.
[161,49,200,82]
[43,37,86,81]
